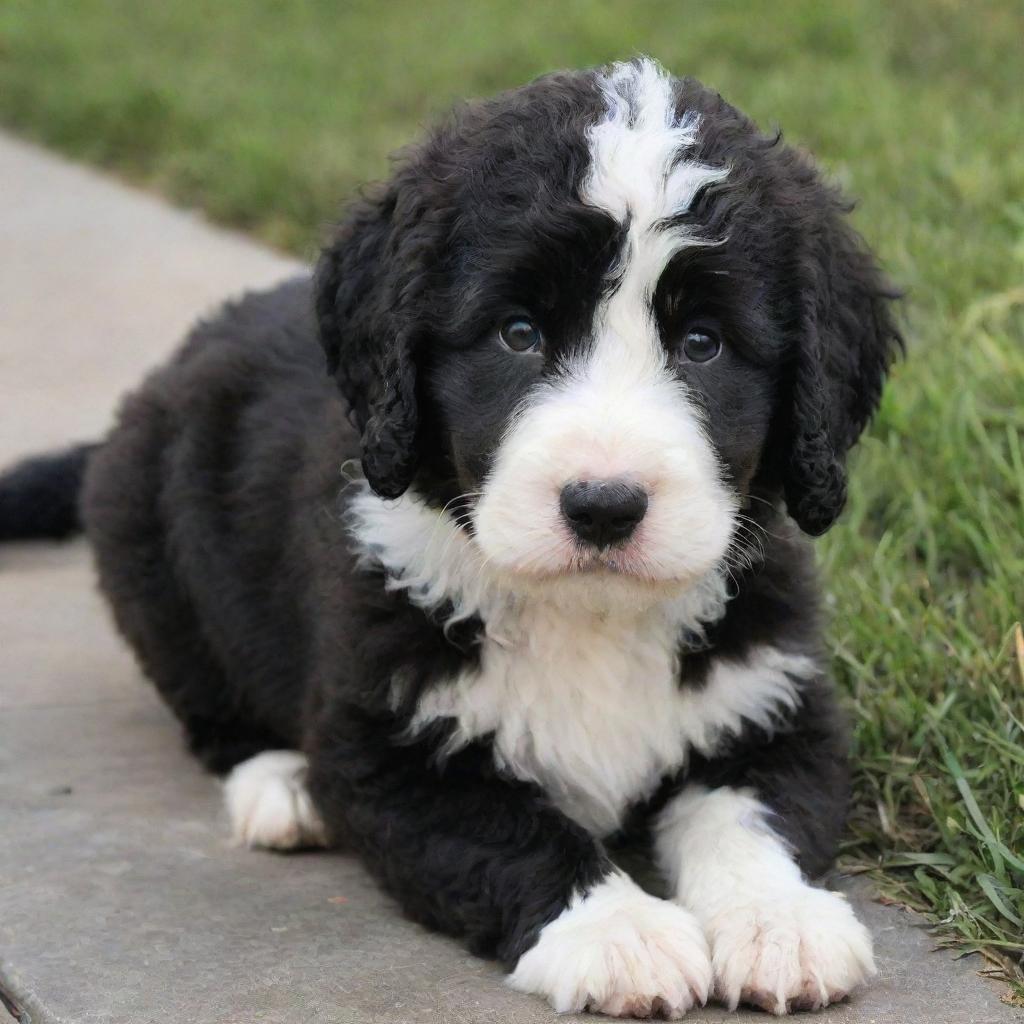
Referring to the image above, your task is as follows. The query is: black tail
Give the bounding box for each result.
[0,444,99,541]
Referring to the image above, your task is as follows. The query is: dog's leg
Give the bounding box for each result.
[654,785,873,1014]
[307,720,711,1019]
[652,678,875,1018]
[224,751,327,850]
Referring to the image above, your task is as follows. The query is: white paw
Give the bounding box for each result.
[223,751,327,851]
[508,872,712,1019]
[705,883,875,1015]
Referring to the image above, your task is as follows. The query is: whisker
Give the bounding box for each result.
[423,491,484,553]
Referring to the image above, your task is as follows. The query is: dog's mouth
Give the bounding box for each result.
[477,531,716,591]
[568,544,673,581]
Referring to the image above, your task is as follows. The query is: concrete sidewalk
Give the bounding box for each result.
[0,132,1016,1024]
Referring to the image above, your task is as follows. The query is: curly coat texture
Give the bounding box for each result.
[0,60,900,997]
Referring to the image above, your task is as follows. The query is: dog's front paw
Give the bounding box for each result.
[705,883,874,1015]
[508,872,712,1019]
[224,751,327,850]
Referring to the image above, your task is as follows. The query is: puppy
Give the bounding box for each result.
[0,58,900,1017]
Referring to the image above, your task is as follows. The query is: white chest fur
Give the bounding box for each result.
[412,601,811,836]
[348,488,811,837]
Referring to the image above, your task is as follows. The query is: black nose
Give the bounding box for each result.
[560,479,649,548]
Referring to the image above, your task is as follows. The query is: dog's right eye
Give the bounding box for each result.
[498,317,544,354]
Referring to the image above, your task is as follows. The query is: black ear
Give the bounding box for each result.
[782,182,902,535]
[314,187,423,499]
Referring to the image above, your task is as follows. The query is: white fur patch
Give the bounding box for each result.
[348,484,521,631]
[583,58,727,355]
[224,751,327,851]
[654,786,875,1014]
[348,483,729,633]
[350,489,812,836]
[473,58,733,589]
[508,871,712,1018]
[471,354,738,587]
[414,634,808,836]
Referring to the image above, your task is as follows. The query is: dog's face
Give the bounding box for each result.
[317,59,899,597]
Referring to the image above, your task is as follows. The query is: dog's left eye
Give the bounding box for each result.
[499,317,544,354]
[679,328,722,363]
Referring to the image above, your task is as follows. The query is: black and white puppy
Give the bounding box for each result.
[0,58,901,1018]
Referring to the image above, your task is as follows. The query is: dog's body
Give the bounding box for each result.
[0,59,899,1017]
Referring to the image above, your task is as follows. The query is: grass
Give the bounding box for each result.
[2,0,1022,1000]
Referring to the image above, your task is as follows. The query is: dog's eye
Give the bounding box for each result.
[680,328,722,363]
[499,317,544,354]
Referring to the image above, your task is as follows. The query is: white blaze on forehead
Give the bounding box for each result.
[585,59,723,234]
[582,58,727,377]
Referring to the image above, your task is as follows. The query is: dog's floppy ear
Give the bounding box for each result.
[314,184,426,499]
[781,178,902,536]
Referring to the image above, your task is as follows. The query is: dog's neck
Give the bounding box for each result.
[346,484,731,645]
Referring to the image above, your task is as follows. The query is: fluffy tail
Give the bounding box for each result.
[0,444,99,541]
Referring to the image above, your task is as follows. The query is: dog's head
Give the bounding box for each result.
[316,58,900,600]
